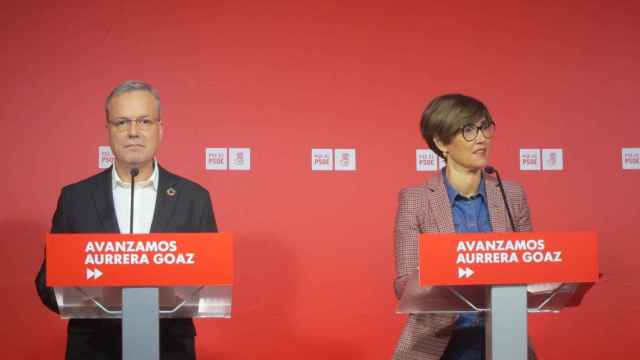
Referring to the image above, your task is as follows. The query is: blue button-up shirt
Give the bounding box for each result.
[443,170,492,329]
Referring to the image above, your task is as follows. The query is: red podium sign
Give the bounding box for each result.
[47,232,233,287]
[419,231,598,286]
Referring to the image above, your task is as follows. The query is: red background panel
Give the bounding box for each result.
[1,0,639,359]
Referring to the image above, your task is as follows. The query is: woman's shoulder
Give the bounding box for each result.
[502,179,526,197]
[397,173,444,203]
[398,185,427,197]
[484,174,526,195]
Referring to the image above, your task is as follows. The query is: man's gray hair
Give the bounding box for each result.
[105,80,162,119]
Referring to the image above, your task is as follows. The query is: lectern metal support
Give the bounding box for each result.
[486,285,527,360]
[123,288,159,360]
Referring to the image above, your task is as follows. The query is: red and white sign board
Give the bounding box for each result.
[47,232,233,287]
[420,231,598,286]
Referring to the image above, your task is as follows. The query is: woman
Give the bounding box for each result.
[392,94,536,360]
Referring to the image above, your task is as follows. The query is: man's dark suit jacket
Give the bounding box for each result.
[35,165,217,360]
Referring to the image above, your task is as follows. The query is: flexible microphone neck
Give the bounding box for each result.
[485,166,517,232]
[129,168,139,234]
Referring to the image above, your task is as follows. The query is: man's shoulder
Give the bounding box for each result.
[58,165,212,199]
[159,166,210,196]
[60,168,111,195]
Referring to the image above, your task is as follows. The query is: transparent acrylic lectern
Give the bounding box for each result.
[54,286,232,319]
[397,271,594,360]
[46,232,234,360]
[53,285,232,360]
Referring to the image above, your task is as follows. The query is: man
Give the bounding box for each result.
[35,80,217,360]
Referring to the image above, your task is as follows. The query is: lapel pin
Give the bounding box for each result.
[166,188,176,196]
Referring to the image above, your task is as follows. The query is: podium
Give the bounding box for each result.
[46,232,234,360]
[397,231,598,360]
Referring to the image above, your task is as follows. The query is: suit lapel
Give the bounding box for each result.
[425,175,455,233]
[485,175,508,232]
[92,168,120,233]
[150,166,179,233]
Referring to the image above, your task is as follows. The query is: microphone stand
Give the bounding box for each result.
[122,167,159,360]
[485,166,516,232]
[129,168,139,235]
[483,165,528,360]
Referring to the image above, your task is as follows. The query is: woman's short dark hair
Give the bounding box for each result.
[420,93,494,159]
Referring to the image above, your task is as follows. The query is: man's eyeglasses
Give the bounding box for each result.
[107,118,159,132]
[460,120,495,142]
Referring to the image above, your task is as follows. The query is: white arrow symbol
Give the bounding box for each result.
[86,268,103,280]
[457,267,474,279]
[93,268,103,279]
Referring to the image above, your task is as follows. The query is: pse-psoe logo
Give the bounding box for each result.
[335,149,356,171]
[206,148,227,170]
[311,148,333,171]
[205,148,252,171]
[98,146,114,169]
[542,149,563,171]
[520,149,541,171]
[416,149,445,171]
[520,149,564,171]
[311,148,357,171]
[229,148,251,170]
[622,148,640,170]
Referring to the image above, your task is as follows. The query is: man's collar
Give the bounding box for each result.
[112,160,159,191]
[442,167,486,203]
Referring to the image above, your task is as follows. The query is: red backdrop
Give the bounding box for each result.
[1,0,638,359]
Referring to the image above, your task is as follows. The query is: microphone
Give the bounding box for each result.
[129,168,139,234]
[485,166,517,232]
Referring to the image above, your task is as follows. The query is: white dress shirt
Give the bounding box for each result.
[112,162,159,234]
